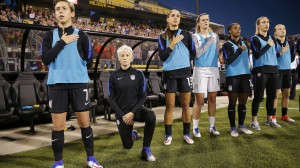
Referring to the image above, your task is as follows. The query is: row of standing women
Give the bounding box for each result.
[158,10,298,144]
[43,1,298,167]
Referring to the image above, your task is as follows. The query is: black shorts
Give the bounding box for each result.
[276,73,291,89]
[48,84,90,113]
[225,75,251,93]
[163,77,193,93]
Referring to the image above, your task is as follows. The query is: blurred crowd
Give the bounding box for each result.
[0,3,164,38]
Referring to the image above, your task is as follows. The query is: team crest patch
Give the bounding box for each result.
[228,85,232,91]
[49,100,52,108]
[257,73,261,77]
[130,75,135,80]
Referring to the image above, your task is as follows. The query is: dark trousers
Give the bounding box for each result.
[290,70,298,99]
[252,73,278,116]
[116,106,156,149]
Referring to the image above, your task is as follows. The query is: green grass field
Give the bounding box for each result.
[1,97,300,168]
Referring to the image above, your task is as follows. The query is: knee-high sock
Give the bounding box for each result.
[228,105,236,127]
[52,130,64,161]
[238,104,246,126]
[81,126,94,156]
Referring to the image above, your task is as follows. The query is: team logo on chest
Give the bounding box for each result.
[130,75,135,80]
[228,85,232,91]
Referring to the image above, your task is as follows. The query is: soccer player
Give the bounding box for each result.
[192,13,221,137]
[273,24,295,123]
[108,45,156,162]
[41,1,102,167]
[158,9,195,145]
[250,16,279,130]
[222,23,253,137]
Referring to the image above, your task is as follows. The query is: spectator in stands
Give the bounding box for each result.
[192,13,221,137]
[273,24,295,123]
[108,45,156,162]
[99,38,114,69]
[93,40,101,58]
[0,2,7,11]
[250,16,279,130]
[133,44,142,64]
[141,43,148,65]
[222,23,253,137]
[158,9,195,145]
[0,11,9,21]
[41,1,103,167]
[147,45,155,64]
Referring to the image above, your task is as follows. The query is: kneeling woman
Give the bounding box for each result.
[108,45,156,162]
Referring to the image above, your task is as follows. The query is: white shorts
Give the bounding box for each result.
[193,76,220,93]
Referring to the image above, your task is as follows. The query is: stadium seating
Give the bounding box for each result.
[11,72,43,134]
[97,71,112,120]
[146,71,164,108]
[108,0,135,8]
[0,73,14,120]
[139,1,169,14]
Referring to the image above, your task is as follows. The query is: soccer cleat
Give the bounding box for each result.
[281,115,295,123]
[164,135,172,146]
[193,128,201,138]
[50,160,64,168]
[230,127,239,137]
[141,147,156,162]
[209,126,220,136]
[132,130,142,141]
[250,122,261,130]
[270,121,281,128]
[87,156,103,168]
[265,120,270,126]
[183,134,194,144]
[238,125,253,135]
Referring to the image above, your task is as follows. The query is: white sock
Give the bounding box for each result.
[193,119,199,130]
[209,116,215,128]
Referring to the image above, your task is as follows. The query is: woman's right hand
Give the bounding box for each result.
[267,39,275,46]
[169,34,184,49]
[239,45,247,51]
[61,33,79,44]
[172,34,184,44]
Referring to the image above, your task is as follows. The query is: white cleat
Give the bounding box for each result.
[164,135,172,146]
[183,134,194,144]
[209,126,220,136]
[193,128,201,138]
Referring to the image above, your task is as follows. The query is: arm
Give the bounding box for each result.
[80,31,93,69]
[158,34,184,61]
[192,33,215,58]
[223,42,244,65]
[131,70,147,114]
[108,75,125,117]
[216,35,220,53]
[297,38,300,55]
[251,36,271,59]
[187,32,196,61]
[289,40,295,62]
[41,30,66,65]
[158,35,173,61]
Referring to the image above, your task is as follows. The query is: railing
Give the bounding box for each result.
[0,21,159,99]
[28,30,43,57]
